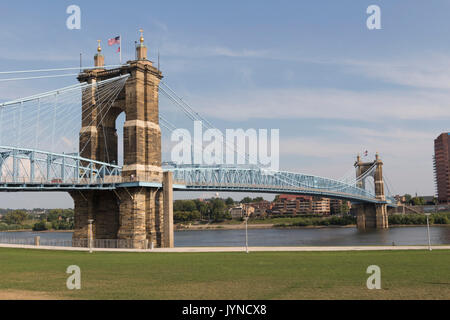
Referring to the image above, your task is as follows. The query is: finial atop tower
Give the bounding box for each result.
[94,40,104,68]
[139,28,144,44]
[136,28,148,60]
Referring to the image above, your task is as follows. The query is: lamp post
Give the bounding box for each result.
[244,212,249,254]
[87,219,94,253]
[425,213,432,251]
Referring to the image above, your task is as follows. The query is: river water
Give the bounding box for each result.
[1,226,450,247]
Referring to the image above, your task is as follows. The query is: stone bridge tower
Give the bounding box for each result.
[69,31,173,248]
[353,153,388,230]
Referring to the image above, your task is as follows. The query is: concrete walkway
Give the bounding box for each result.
[1,243,449,253]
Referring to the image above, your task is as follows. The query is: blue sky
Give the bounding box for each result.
[0,0,449,208]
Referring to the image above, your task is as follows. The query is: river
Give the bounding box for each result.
[1,226,450,247]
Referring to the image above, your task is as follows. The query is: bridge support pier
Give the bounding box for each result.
[354,152,389,230]
[117,172,173,248]
[69,190,120,246]
[70,175,174,248]
[70,32,174,249]
[354,203,388,230]
[117,187,163,249]
[163,171,174,248]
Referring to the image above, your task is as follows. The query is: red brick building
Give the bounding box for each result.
[272,194,331,215]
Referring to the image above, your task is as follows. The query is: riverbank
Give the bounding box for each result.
[175,223,358,230]
[0,229,73,233]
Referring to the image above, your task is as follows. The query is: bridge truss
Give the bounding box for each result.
[0,146,121,190]
[0,145,395,206]
[169,165,396,205]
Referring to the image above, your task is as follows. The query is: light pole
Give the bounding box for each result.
[245,213,249,254]
[425,213,432,251]
[88,219,94,253]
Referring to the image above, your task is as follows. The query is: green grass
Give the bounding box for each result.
[0,248,449,300]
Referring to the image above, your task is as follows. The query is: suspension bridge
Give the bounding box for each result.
[0,32,397,248]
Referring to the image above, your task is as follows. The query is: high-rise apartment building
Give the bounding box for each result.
[434,133,450,203]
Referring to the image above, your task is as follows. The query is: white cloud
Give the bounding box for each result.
[278,128,436,196]
[160,41,269,59]
[339,54,450,90]
[188,87,450,122]
[324,126,434,141]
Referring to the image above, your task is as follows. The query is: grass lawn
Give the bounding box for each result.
[0,248,449,300]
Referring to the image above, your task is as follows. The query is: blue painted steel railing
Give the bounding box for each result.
[168,165,395,205]
[0,146,121,189]
[0,146,396,205]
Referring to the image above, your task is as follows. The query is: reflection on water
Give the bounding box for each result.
[1,226,449,247]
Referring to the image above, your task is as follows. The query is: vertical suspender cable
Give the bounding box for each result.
[35,98,41,149]
[51,93,57,153]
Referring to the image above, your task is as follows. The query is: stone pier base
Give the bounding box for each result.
[354,203,388,230]
[69,172,174,248]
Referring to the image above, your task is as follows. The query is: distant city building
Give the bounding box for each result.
[330,199,351,214]
[394,195,406,204]
[434,133,450,203]
[229,205,255,219]
[229,206,244,219]
[271,194,331,215]
[243,201,272,218]
[311,197,330,215]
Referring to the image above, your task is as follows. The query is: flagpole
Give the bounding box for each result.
[120,34,122,65]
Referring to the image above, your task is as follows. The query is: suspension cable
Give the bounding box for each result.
[160,82,375,195]
[0,65,128,75]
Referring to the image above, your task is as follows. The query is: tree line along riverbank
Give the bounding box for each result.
[176,212,450,230]
[1,208,449,232]
[0,209,73,231]
[270,212,450,228]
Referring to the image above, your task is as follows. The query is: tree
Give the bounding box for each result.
[194,200,209,219]
[173,200,196,212]
[225,197,235,206]
[403,194,412,204]
[412,197,425,206]
[240,197,253,204]
[33,220,48,231]
[3,210,28,225]
[340,202,350,214]
[209,198,229,221]
[252,197,264,203]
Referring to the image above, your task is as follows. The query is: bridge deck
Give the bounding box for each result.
[0,146,397,207]
[0,180,396,207]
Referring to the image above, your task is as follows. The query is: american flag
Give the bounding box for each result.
[108,36,120,46]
